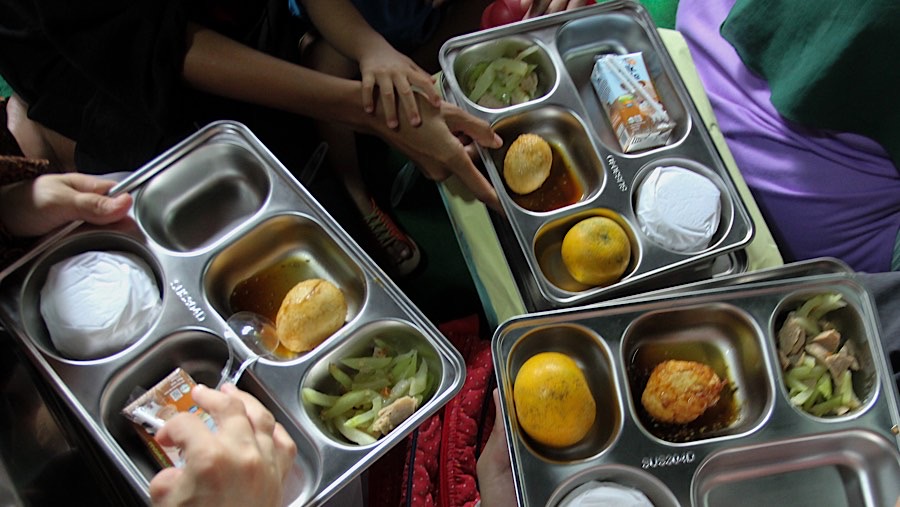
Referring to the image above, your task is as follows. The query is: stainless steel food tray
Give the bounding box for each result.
[492,271,900,506]
[439,0,754,309]
[0,121,466,506]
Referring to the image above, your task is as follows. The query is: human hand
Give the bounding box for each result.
[477,389,516,507]
[359,43,441,129]
[521,0,594,18]
[0,173,132,238]
[149,383,298,507]
[376,95,503,210]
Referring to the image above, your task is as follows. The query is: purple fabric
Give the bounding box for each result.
[675,0,900,273]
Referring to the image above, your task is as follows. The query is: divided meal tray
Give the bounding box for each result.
[0,121,465,506]
[492,265,900,506]
[439,0,754,308]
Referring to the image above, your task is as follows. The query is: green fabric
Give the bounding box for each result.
[0,75,11,98]
[721,0,900,167]
[598,0,679,29]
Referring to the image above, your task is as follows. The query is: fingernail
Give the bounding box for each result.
[493,133,503,146]
[389,120,398,128]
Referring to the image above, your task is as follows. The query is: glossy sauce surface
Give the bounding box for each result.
[229,256,317,358]
[509,143,583,212]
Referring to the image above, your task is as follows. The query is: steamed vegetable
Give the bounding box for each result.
[302,338,435,445]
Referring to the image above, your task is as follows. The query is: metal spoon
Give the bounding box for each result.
[217,311,279,388]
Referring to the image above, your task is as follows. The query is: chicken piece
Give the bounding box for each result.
[641,360,726,424]
[778,312,807,357]
[804,342,832,364]
[518,72,538,99]
[478,93,507,109]
[838,341,861,370]
[825,341,861,381]
[371,396,418,436]
[810,329,841,354]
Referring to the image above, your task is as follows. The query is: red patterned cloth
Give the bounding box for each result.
[367,314,496,507]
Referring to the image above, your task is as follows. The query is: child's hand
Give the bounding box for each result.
[359,44,441,129]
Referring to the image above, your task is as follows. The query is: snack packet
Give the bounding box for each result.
[122,368,216,468]
[591,52,675,152]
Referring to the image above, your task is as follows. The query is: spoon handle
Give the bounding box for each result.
[217,355,260,389]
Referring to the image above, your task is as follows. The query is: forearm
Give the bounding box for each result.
[181,24,377,132]
[298,0,392,61]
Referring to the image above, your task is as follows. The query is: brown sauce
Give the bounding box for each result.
[228,256,319,359]
[629,361,739,443]
[508,143,583,212]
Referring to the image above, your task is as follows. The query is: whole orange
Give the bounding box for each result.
[513,351,596,448]
[561,216,631,286]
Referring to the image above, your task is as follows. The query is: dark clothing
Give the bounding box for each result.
[287,0,444,54]
[0,0,313,175]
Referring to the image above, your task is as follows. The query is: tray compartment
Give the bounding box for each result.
[631,158,735,254]
[504,323,622,462]
[489,106,603,212]
[771,289,880,420]
[20,231,164,362]
[299,319,448,447]
[135,142,271,252]
[98,329,319,500]
[692,429,900,507]
[534,209,640,293]
[203,213,366,360]
[546,464,680,507]
[622,303,772,443]
[556,12,690,154]
[450,35,557,112]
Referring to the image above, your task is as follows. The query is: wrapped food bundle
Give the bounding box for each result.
[591,52,675,152]
[39,251,163,359]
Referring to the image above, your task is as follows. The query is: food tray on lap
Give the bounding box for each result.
[438,0,754,309]
[492,266,900,506]
[0,121,466,506]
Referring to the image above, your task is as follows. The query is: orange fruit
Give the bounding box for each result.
[513,351,596,448]
[560,216,631,286]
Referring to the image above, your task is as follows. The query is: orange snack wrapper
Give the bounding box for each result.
[121,368,216,468]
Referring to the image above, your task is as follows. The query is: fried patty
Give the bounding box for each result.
[275,278,347,353]
[641,359,725,424]
[503,133,552,194]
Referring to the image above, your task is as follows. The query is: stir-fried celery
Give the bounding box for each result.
[464,46,540,107]
[301,339,435,445]
[781,293,861,417]
[793,293,847,336]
